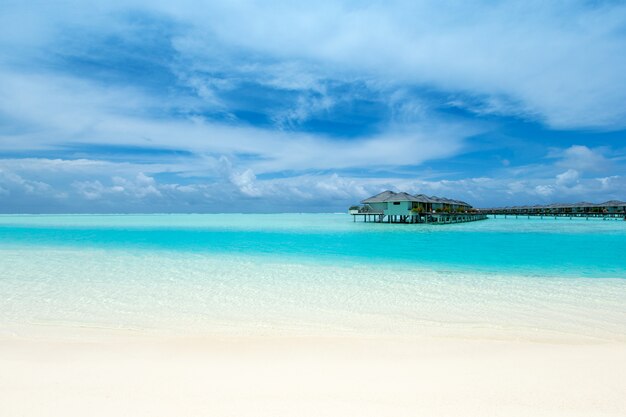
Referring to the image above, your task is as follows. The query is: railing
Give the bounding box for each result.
[477,208,626,219]
[348,205,383,214]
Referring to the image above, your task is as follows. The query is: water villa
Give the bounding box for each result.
[479,201,626,220]
[349,190,487,224]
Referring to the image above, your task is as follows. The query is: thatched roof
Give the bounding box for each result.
[385,192,422,202]
[361,190,396,203]
[601,200,626,207]
[361,191,472,207]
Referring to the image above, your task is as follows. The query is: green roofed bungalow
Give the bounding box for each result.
[349,190,485,224]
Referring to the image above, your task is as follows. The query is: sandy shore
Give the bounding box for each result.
[1,327,625,417]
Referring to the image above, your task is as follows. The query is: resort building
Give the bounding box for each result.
[480,200,626,219]
[349,190,484,224]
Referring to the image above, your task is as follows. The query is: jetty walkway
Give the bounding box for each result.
[351,211,487,224]
[478,201,626,220]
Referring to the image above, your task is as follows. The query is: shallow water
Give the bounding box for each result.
[1,214,625,340]
[1,214,625,277]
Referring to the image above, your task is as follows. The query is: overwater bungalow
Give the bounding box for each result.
[349,190,486,224]
[479,200,626,219]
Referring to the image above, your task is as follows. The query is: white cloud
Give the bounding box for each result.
[3,1,626,130]
[533,185,554,197]
[272,91,335,128]
[72,180,109,200]
[598,176,620,191]
[166,0,626,129]
[1,157,625,213]
[72,173,161,200]
[218,156,262,197]
[0,168,54,195]
[553,145,611,173]
[0,70,477,174]
[555,169,579,187]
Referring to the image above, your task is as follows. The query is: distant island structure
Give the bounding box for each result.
[349,190,487,224]
[350,192,626,224]
[479,201,626,219]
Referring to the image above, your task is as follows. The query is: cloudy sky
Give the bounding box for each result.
[1,0,625,213]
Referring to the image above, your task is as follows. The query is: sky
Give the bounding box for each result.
[1,0,625,213]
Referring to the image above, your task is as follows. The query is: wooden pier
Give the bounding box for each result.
[478,201,626,220]
[351,211,488,224]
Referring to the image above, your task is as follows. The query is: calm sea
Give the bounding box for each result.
[1,214,625,340]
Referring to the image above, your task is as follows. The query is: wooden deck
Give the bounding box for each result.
[478,203,626,220]
[479,211,626,220]
[477,200,626,220]
[351,212,488,224]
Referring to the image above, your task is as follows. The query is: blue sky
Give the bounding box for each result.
[1,0,625,212]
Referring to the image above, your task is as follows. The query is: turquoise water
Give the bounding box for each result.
[0,214,625,278]
[1,214,625,339]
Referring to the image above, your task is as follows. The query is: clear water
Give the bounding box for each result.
[1,214,625,340]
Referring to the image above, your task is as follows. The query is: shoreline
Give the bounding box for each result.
[3,247,625,344]
[2,315,625,344]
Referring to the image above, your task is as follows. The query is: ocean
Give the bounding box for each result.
[1,214,625,341]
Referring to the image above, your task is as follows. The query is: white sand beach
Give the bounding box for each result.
[1,326,625,417]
